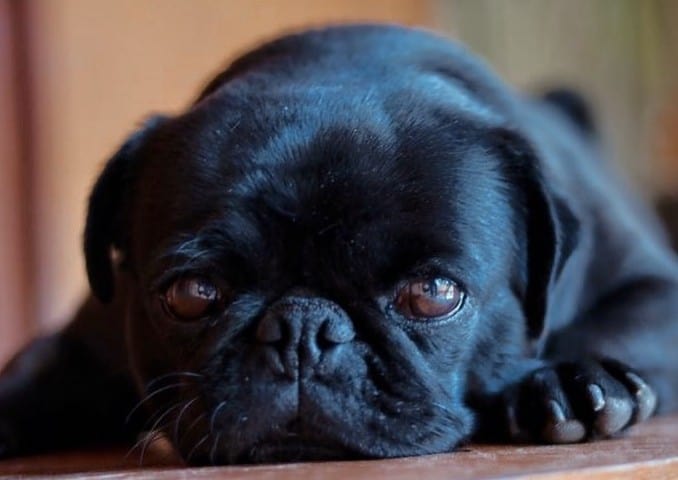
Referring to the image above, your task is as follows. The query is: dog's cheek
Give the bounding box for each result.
[127,296,166,387]
[125,288,211,396]
[362,323,478,448]
[401,308,482,378]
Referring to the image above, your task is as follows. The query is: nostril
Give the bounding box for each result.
[256,313,284,344]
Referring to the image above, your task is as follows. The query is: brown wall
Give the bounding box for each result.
[0,2,32,362]
[1,0,432,362]
[438,0,678,195]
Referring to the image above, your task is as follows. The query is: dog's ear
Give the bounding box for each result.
[494,128,580,339]
[84,116,166,303]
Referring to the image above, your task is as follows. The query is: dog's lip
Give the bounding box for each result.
[242,434,357,464]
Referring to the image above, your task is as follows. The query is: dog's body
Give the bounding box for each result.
[0,25,676,464]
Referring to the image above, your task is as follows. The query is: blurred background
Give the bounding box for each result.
[0,0,677,364]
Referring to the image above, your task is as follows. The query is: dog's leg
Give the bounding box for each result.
[474,278,678,445]
[0,295,141,457]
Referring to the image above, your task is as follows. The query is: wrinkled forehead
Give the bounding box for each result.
[131,91,516,292]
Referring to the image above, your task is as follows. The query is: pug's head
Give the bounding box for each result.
[83,41,573,464]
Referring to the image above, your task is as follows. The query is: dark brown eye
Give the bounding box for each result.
[163,277,222,321]
[394,278,464,320]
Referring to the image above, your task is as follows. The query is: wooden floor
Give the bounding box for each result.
[0,415,676,479]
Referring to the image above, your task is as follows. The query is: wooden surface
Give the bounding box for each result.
[0,415,675,479]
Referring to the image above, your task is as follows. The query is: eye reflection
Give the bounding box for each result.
[163,277,222,321]
[394,278,464,320]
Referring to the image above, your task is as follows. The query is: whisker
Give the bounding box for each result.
[125,399,185,464]
[139,401,186,462]
[187,434,210,464]
[179,412,207,450]
[209,401,227,433]
[141,399,182,432]
[138,430,168,467]
[125,430,163,465]
[125,383,185,424]
[145,371,204,390]
[174,397,200,445]
[209,432,223,465]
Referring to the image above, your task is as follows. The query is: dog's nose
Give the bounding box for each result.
[255,296,355,378]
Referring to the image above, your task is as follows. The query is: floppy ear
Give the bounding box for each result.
[494,129,580,339]
[84,116,166,303]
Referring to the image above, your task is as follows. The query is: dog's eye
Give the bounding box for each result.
[394,278,464,320]
[163,277,222,321]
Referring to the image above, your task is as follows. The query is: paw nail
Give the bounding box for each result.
[506,404,521,439]
[626,372,658,420]
[587,384,605,412]
[625,372,646,393]
[547,400,566,423]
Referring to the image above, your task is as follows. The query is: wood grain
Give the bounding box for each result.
[0,414,675,479]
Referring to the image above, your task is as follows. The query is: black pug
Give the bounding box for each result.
[1,24,676,465]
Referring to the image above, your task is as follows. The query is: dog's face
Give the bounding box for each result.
[84,75,562,463]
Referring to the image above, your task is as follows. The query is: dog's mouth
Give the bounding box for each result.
[237,420,361,464]
[244,438,354,464]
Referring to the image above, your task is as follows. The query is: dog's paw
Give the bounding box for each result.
[501,358,657,444]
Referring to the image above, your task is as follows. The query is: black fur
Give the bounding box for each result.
[0,24,676,464]
[541,88,596,137]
